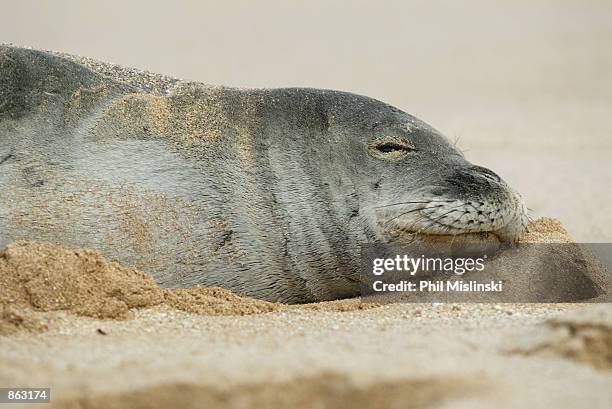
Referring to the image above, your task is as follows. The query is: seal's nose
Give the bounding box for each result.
[446,164,503,192]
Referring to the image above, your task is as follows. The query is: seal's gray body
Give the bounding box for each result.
[0,46,535,302]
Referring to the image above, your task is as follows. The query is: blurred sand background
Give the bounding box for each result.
[2,0,611,241]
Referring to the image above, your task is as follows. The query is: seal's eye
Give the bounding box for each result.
[376,142,410,153]
[368,136,415,160]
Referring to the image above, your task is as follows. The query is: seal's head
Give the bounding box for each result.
[321,92,528,244]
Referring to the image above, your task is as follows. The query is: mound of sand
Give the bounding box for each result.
[0,241,281,334]
[0,240,380,335]
[521,217,573,243]
[0,241,164,319]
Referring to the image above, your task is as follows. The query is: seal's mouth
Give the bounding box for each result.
[375,194,528,244]
[388,229,504,246]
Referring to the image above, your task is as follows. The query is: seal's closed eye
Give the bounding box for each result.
[377,142,411,153]
[368,136,415,160]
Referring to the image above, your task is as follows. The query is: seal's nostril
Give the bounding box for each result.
[470,165,502,182]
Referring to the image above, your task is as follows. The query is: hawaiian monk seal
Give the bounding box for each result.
[0,46,529,303]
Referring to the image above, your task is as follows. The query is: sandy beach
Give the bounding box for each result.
[4,302,610,409]
[1,221,611,408]
[1,1,611,408]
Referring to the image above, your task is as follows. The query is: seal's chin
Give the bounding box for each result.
[376,193,529,244]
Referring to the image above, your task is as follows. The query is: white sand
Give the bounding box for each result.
[1,303,611,408]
